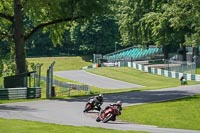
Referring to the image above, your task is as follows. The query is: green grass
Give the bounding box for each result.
[27,57,199,95]
[196,67,200,74]
[0,77,3,88]
[0,118,147,133]
[1,56,200,131]
[2,57,199,101]
[27,56,93,98]
[27,56,92,76]
[86,67,200,130]
[87,67,199,91]
[119,94,200,130]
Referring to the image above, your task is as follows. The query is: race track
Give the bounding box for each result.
[54,70,143,89]
[1,70,200,133]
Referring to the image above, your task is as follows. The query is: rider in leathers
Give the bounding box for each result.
[104,101,122,121]
[89,94,103,111]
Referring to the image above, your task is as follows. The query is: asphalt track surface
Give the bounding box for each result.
[1,70,200,133]
[54,70,143,89]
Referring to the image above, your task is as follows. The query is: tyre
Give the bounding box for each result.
[102,113,113,123]
[83,104,92,113]
[96,117,101,122]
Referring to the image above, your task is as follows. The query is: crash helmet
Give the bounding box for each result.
[116,101,122,106]
[97,94,103,101]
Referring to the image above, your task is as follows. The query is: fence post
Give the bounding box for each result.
[46,61,55,98]
[46,69,50,98]
[38,63,43,87]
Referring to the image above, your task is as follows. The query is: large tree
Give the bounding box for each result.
[69,16,121,55]
[116,0,153,46]
[116,0,200,60]
[0,0,111,74]
[141,0,200,60]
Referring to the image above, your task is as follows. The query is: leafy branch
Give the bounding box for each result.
[0,12,13,22]
[24,16,85,41]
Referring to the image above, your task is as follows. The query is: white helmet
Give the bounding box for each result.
[97,94,103,101]
[99,94,103,97]
[116,101,122,106]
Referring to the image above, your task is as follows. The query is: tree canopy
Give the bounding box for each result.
[116,0,200,60]
[0,0,200,75]
[0,0,112,74]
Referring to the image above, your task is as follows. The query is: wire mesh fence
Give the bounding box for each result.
[136,59,196,74]
[163,60,196,74]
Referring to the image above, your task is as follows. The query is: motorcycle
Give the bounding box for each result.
[83,98,101,113]
[96,105,120,123]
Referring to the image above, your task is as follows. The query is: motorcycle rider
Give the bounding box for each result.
[104,101,122,121]
[88,94,104,111]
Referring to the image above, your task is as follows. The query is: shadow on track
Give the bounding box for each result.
[0,105,36,111]
[55,89,195,105]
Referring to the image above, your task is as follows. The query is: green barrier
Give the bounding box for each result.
[191,74,196,80]
[0,88,27,100]
[27,87,41,99]
[0,87,41,100]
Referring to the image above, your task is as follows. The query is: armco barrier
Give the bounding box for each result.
[0,88,27,100]
[27,87,41,99]
[0,87,41,100]
[81,62,200,81]
[128,62,200,81]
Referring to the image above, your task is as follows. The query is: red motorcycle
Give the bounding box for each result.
[83,99,101,113]
[96,105,121,123]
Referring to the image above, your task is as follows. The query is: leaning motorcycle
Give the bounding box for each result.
[96,105,120,123]
[83,99,101,113]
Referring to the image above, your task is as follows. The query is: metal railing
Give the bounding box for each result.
[45,61,90,98]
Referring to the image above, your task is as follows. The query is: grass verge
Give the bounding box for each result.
[1,56,200,131]
[87,67,199,91]
[27,56,92,76]
[119,94,200,130]
[0,118,147,133]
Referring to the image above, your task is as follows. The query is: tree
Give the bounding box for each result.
[169,0,200,57]
[69,16,121,55]
[0,0,111,74]
[116,0,200,61]
[116,0,153,46]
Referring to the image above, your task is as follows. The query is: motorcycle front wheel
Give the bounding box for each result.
[83,103,92,112]
[102,113,113,123]
[96,117,101,122]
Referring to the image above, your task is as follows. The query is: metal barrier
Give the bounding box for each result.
[0,87,41,100]
[46,61,55,98]
[53,79,90,96]
[31,63,43,87]
[128,61,200,81]
[45,61,90,98]
[0,63,43,100]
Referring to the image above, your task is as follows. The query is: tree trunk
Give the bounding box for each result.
[192,47,199,62]
[14,0,26,74]
[193,47,199,56]
[180,43,187,61]
[162,45,169,59]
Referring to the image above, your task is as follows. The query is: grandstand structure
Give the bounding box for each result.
[86,46,199,79]
[103,46,162,62]
[100,46,196,74]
